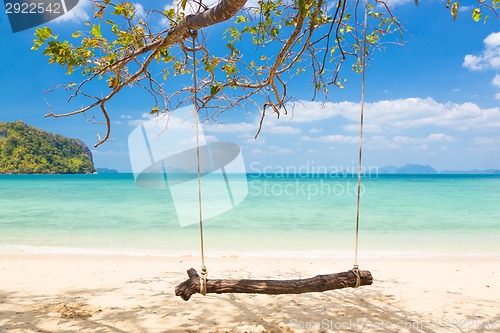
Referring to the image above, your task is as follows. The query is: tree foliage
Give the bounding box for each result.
[0,121,96,174]
[32,0,499,147]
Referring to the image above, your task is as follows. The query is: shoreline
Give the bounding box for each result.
[1,253,499,332]
[2,244,500,260]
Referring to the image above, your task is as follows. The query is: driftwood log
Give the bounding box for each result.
[175,268,373,301]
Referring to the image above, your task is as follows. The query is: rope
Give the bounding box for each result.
[191,31,208,296]
[353,0,369,282]
[352,264,361,288]
[199,265,208,295]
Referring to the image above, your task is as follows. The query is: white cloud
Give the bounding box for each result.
[364,133,455,150]
[463,31,500,71]
[284,98,500,133]
[165,0,203,17]
[492,74,500,88]
[393,133,455,144]
[128,113,154,126]
[268,146,293,154]
[495,92,500,100]
[384,0,414,6]
[426,133,455,142]
[280,100,353,123]
[53,0,91,23]
[474,136,500,145]
[249,146,291,154]
[309,127,323,133]
[301,135,358,144]
[134,3,146,19]
[244,0,261,8]
[91,150,128,156]
[244,137,266,145]
[485,32,500,47]
[267,125,301,134]
[207,122,257,133]
[458,5,473,13]
[392,135,417,145]
[204,135,218,143]
[206,118,300,135]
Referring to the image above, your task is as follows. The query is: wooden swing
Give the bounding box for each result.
[175,4,373,301]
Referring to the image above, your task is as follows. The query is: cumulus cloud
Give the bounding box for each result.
[249,146,292,154]
[301,135,359,144]
[91,150,129,156]
[134,3,146,19]
[206,118,300,135]
[244,0,262,8]
[280,100,354,123]
[384,0,414,6]
[206,121,257,133]
[309,128,323,133]
[426,133,455,142]
[492,74,500,88]
[268,146,293,154]
[163,0,204,18]
[473,136,500,145]
[364,133,455,150]
[463,31,500,71]
[124,96,498,158]
[283,98,500,133]
[53,0,91,23]
[463,32,500,99]
[267,125,301,134]
[128,113,155,126]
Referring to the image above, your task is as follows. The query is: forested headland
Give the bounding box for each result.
[0,121,96,174]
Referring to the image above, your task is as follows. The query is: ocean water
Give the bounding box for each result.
[0,174,499,258]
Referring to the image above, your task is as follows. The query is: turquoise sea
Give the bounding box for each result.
[1,174,499,258]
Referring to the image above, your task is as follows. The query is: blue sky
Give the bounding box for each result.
[0,0,499,172]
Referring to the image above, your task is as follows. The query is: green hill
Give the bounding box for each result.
[0,121,96,174]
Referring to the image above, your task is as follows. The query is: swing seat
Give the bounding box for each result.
[175,268,373,301]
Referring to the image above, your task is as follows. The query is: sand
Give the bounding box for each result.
[0,253,499,332]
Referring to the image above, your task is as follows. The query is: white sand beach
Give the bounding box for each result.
[1,254,499,332]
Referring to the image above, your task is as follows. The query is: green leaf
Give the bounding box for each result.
[235,15,248,23]
[298,0,306,15]
[31,41,41,51]
[90,24,102,38]
[34,27,52,40]
[71,32,81,38]
[163,8,175,18]
[150,105,160,114]
[180,0,187,10]
[210,84,220,96]
[451,2,459,20]
[472,8,481,21]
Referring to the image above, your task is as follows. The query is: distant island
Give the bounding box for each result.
[97,168,119,174]
[0,121,96,174]
[379,163,500,175]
